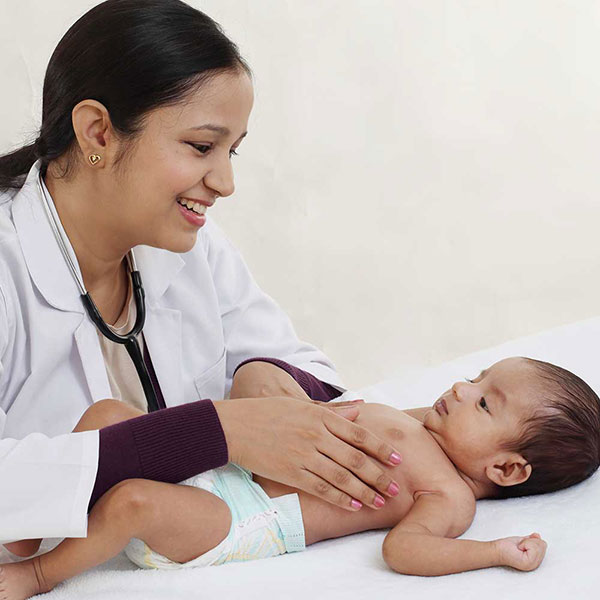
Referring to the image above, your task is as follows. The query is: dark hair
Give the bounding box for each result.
[0,0,250,192]
[495,358,600,499]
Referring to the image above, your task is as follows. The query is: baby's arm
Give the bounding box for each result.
[382,490,547,576]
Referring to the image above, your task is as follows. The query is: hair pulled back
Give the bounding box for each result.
[0,0,249,192]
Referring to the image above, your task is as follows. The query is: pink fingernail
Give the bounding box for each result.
[374,495,385,508]
[388,482,400,496]
[351,499,363,510]
[389,452,402,465]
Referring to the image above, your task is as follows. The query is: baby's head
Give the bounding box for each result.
[423,357,600,499]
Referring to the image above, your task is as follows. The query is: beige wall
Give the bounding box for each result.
[2,1,599,389]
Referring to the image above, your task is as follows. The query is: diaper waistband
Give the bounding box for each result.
[214,463,306,554]
[271,493,306,553]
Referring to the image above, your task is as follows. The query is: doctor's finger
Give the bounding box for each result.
[312,399,365,408]
[322,410,402,468]
[319,438,399,501]
[323,405,360,421]
[308,451,390,509]
[297,467,361,512]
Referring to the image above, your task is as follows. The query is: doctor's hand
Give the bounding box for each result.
[214,397,402,511]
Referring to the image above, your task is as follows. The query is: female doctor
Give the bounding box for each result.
[0,0,402,544]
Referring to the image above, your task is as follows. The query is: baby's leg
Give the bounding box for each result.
[1,541,41,560]
[0,478,232,600]
[2,400,143,560]
[73,398,146,431]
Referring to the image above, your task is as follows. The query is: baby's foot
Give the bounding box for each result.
[0,559,48,600]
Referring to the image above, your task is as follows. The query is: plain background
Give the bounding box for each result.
[1,1,599,389]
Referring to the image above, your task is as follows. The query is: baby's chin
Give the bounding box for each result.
[421,408,438,431]
[421,413,447,449]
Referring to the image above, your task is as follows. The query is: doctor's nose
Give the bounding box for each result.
[204,155,235,199]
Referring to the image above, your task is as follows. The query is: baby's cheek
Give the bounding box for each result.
[445,426,479,457]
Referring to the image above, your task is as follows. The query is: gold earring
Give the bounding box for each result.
[88,154,102,166]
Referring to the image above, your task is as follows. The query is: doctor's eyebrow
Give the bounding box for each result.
[188,124,248,140]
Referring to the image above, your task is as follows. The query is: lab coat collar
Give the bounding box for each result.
[11,159,185,313]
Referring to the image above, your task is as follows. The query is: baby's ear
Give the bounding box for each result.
[485,453,532,487]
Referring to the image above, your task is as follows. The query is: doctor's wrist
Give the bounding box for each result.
[90,399,229,509]
[212,398,245,465]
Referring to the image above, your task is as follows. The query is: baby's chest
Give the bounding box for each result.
[357,408,459,498]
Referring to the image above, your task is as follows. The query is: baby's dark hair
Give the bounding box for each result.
[495,358,600,499]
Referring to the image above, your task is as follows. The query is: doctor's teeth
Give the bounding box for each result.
[177,198,207,215]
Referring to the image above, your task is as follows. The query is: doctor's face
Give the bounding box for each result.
[115,69,253,253]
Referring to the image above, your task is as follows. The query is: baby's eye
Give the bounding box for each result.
[479,397,489,412]
[464,377,474,383]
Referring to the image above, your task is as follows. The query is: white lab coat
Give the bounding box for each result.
[0,159,343,541]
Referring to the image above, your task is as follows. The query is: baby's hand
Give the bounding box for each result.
[494,532,547,571]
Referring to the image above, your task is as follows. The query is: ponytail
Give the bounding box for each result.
[0,139,42,192]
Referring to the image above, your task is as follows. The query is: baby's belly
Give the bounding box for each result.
[254,473,415,545]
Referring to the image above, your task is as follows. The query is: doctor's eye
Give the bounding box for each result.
[229,148,239,158]
[479,397,489,412]
[188,143,212,155]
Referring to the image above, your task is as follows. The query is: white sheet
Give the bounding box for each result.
[3,317,599,599]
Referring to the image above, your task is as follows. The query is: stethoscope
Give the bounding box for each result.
[37,173,161,412]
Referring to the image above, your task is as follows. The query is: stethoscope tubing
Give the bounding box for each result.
[37,173,161,412]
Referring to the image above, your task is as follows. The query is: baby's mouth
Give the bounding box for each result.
[434,398,448,415]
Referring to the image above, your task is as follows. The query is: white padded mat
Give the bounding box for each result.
[2,317,599,599]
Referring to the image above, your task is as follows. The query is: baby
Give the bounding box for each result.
[1,356,599,598]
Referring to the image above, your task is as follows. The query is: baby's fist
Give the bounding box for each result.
[494,533,547,571]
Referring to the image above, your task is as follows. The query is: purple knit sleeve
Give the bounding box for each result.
[89,399,228,509]
[234,357,343,402]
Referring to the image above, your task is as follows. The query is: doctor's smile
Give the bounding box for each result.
[176,196,212,228]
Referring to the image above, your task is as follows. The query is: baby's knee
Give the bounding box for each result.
[94,480,157,531]
[74,399,143,432]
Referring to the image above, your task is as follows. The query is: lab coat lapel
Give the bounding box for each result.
[133,245,185,407]
[11,160,84,313]
[12,161,111,402]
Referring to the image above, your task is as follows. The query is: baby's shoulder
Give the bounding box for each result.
[357,401,422,432]
[358,402,436,446]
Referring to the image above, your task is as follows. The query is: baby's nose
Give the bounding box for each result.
[451,381,466,402]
